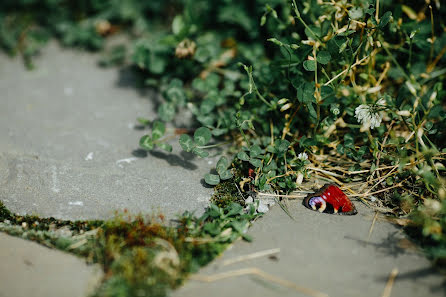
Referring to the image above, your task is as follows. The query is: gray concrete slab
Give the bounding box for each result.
[173,202,446,297]
[0,43,217,221]
[0,232,102,297]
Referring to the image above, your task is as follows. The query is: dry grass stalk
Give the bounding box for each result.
[222,248,280,266]
[323,55,369,86]
[365,165,399,194]
[190,267,329,297]
[308,166,344,178]
[348,182,404,198]
[256,192,306,199]
[381,268,399,297]
[367,211,379,242]
[67,238,88,250]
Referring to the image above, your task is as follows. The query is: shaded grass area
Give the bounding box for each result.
[405,203,446,271]
[0,200,260,297]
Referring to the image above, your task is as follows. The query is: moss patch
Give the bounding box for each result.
[211,179,244,208]
[0,201,259,297]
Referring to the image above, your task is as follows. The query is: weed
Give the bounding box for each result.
[212,180,244,208]
[0,201,259,296]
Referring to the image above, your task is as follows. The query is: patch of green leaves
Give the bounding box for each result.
[303,60,316,71]
[204,156,234,185]
[139,121,172,152]
[179,127,212,158]
[237,145,264,169]
[316,51,331,64]
[266,139,290,155]
[378,11,392,29]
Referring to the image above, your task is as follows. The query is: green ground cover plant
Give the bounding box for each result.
[1,0,445,278]
[0,201,260,297]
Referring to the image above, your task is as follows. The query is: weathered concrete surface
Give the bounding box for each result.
[0,43,216,221]
[173,202,446,297]
[0,232,102,297]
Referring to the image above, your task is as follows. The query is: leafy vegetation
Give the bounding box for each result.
[1,0,445,273]
[0,201,260,297]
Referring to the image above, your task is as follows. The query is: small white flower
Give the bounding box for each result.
[297,152,308,161]
[257,200,269,213]
[354,101,385,129]
[376,98,386,106]
[396,110,411,116]
[331,107,340,115]
[405,81,417,96]
[245,196,253,204]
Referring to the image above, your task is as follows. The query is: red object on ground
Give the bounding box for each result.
[248,168,255,179]
[303,184,357,215]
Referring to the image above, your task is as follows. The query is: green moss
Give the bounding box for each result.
[211,180,244,208]
[0,199,259,297]
[0,203,102,234]
[210,166,247,208]
[0,202,12,220]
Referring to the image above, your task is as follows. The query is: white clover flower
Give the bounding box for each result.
[297,152,308,161]
[355,99,386,129]
[331,106,340,115]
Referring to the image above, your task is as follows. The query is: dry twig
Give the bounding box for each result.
[381,268,399,297]
[367,211,379,242]
[222,248,280,266]
[190,267,329,297]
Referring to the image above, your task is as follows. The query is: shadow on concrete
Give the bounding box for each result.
[200,178,214,189]
[346,229,446,295]
[132,148,200,171]
[133,124,146,131]
[131,149,148,158]
[115,66,150,97]
[114,64,201,130]
[180,151,196,161]
[376,267,446,295]
[345,230,409,258]
[114,66,165,119]
[148,150,198,171]
[199,167,220,189]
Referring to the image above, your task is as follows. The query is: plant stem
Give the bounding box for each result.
[375,0,380,21]
[291,0,321,42]
[255,86,272,108]
[197,140,232,149]
[323,56,368,86]
[313,46,320,133]
[408,37,413,70]
[428,5,435,65]
[378,36,411,81]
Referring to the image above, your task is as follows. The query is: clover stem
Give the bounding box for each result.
[291,0,321,42]
[197,140,232,149]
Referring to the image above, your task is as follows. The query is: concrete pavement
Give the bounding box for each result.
[0,232,102,297]
[173,202,446,297]
[0,42,217,221]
